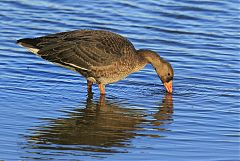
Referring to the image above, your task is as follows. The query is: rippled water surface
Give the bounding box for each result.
[0,0,239,160]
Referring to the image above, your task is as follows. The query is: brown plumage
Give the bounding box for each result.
[17,29,174,95]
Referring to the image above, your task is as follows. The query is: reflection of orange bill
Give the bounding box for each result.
[164,80,172,93]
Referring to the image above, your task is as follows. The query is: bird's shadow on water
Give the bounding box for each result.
[21,93,173,159]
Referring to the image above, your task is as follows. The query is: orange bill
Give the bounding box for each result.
[164,80,172,93]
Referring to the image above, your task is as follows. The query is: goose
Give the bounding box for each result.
[17,29,173,95]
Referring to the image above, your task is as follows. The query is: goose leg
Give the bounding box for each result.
[98,94,106,107]
[87,80,93,94]
[98,83,105,95]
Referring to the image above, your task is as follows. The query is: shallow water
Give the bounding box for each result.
[0,0,239,160]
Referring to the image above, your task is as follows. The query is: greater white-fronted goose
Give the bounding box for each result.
[17,30,174,95]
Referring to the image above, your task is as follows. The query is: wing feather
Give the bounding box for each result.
[18,30,137,71]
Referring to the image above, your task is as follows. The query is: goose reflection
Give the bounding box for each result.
[24,94,173,153]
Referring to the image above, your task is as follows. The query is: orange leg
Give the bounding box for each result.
[87,80,93,94]
[98,94,106,107]
[98,83,105,95]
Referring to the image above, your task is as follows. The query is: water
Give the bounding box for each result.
[0,0,239,160]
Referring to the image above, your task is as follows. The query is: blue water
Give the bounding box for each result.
[0,0,239,160]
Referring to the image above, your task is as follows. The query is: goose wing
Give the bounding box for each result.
[17,30,136,71]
